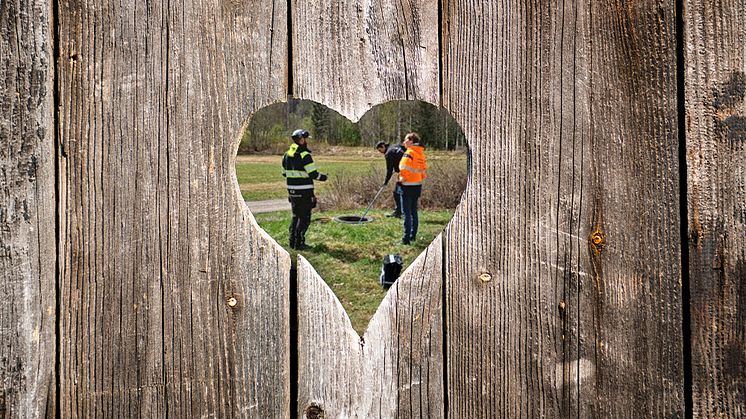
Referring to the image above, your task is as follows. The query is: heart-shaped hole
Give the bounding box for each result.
[237,99,467,333]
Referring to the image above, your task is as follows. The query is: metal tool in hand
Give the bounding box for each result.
[357,184,387,224]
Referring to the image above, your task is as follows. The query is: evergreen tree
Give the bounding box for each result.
[417,101,438,147]
[238,99,466,154]
[311,102,330,141]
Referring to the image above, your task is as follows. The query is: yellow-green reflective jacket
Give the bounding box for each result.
[282,143,322,192]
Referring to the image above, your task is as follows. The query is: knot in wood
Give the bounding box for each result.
[479,272,492,283]
[590,229,606,253]
[305,403,324,419]
[227,296,238,307]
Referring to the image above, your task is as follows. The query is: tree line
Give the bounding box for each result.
[239,99,466,153]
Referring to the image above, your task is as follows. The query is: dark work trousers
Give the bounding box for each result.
[401,185,422,242]
[393,182,403,215]
[288,194,314,247]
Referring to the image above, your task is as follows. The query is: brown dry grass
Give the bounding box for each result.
[320,157,468,211]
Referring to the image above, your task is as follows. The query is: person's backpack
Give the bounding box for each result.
[379,254,403,289]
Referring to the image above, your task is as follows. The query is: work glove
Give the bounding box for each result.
[318,173,328,181]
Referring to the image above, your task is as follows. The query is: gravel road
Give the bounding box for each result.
[245,199,291,214]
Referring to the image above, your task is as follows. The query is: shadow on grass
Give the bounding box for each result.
[308,243,365,263]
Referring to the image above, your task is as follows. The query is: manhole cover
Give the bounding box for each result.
[333,215,373,224]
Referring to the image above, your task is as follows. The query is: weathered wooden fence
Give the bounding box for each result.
[1,0,743,417]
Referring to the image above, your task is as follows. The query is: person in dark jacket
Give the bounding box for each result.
[282,129,327,250]
[376,140,406,218]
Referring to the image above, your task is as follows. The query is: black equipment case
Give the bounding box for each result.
[379,254,403,289]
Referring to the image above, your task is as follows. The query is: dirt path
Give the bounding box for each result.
[245,198,291,214]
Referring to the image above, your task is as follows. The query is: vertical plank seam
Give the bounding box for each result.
[571,3,581,417]
[675,0,693,417]
[289,264,298,418]
[53,0,62,416]
[556,1,569,413]
[437,0,448,415]
[437,0,443,109]
[161,0,171,415]
[288,1,297,416]
[287,0,294,98]
[440,236,449,418]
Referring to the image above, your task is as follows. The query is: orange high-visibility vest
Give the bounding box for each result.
[399,145,427,185]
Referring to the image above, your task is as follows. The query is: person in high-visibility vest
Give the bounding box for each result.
[398,132,427,245]
[282,129,327,250]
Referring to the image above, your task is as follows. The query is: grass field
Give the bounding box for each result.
[255,208,453,335]
[236,147,467,201]
[236,155,378,201]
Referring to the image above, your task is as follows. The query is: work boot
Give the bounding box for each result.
[295,235,312,250]
[386,211,402,218]
[295,243,312,251]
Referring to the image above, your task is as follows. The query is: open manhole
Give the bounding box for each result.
[333,215,373,224]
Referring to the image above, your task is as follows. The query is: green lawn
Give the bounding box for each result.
[237,156,379,201]
[255,208,453,335]
[236,147,467,201]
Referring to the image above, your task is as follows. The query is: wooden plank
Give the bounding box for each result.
[291,0,443,415]
[442,1,684,416]
[292,0,439,121]
[291,0,443,417]
[684,1,745,416]
[296,235,443,418]
[0,0,56,416]
[57,1,290,416]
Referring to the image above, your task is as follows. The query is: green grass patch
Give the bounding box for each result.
[236,147,467,202]
[255,208,453,335]
[237,155,379,201]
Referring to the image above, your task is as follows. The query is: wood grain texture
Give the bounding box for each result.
[297,235,443,418]
[0,0,56,416]
[292,0,439,121]
[292,1,443,416]
[442,1,684,416]
[684,1,745,416]
[57,1,290,416]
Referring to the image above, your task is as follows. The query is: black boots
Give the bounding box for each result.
[289,235,310,250]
